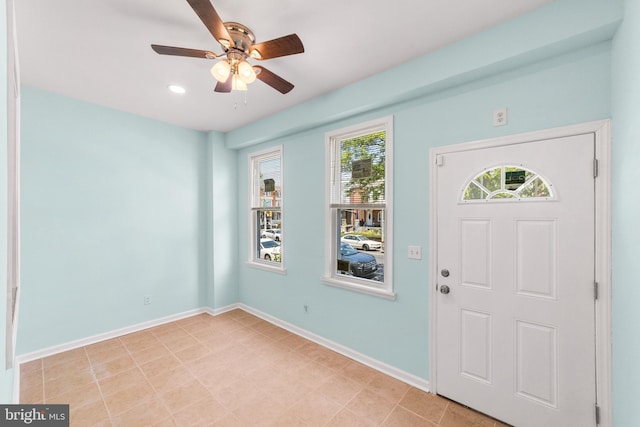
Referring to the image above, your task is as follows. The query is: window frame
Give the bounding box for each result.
[247,145,286,273]
[322,116,395,299]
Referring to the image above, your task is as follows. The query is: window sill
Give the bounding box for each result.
[321,276,396,300]
[246,261,287,275]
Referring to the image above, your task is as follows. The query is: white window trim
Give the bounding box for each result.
[247,145,286,273]
[322,116,394,299]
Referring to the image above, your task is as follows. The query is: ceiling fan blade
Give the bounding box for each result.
[151,44,216,59]
[251,34,304,60]
[186,0,233,48]
[254,66,294,94]
[214,75,232,93]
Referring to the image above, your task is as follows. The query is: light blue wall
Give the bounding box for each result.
[17,87,210,354]
[208,131,239,309]
[234,40,612,379]
[1,0,15,403]
[226,0,620,150]
[611,0,640,424]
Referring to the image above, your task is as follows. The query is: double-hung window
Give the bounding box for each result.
[249,146,284,270]
[324,116,394,299]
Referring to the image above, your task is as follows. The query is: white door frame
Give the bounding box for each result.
[428,120,612,426]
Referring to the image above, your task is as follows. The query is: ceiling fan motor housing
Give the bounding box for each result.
[224,22,255,55]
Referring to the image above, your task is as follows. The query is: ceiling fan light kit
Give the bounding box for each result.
[152,0,304,95]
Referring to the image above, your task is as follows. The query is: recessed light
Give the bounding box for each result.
[168,85,186,94]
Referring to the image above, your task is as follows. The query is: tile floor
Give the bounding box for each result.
[19,309,508,426]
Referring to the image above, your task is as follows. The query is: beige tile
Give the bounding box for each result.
[98,367,149,397]
[339,360,379,386]
[147,365,196,394]
[19,369,43,396]
[190,328,228,345]
[70,399,112,427]
[129,344,171,365]
[256,374,312,408]
[316,374,363,406]
[314,349,352,371]
[291,361,335,389]
[44,357,92,382]
[103,382,156,416]
[383,406,436,426]
[234,315,263,328]
[171,395,229,426]
[20,359,43,375]
[42,348,87,369]
[173,343,212,364]
[268,412,309,427]
[325,408,377,427]
[232,393,286,426]
[196,361,245,391]
[45,381,102,409]
[163,334,201,354]
[440,401,496,427]
[19,384,43,404]
[212,413,250,427]
[366,373,411,403]
[209,379,263,411]
[295,341,330,360]
[120,329,158,347]
[278,333,309,350]
[160,378,212,414]
[111,398,172,427]
[398,388,448,424]
[44,368,96,399]
[287,392,342,427]
[346,388,397,425]
[91,353,137,379]
[139,354,181,378]
[84,338,125,357]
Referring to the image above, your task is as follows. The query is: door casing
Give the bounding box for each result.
[428,120,612,426]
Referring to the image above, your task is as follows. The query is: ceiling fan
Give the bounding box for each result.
[151,0,304,94]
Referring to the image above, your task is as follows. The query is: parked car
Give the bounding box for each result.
[341,234,382,251]
[262,229,282,242]
[339,243,378,278]
[260,238,281,261]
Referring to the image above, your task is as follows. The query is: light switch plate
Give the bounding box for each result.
[408,245,422,260]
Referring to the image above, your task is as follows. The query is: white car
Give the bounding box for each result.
[262,229,282,242]
[340,234,382,251]
[260,238,281,261]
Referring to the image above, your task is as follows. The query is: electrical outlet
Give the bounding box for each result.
[408,245,422,260]
[493,108,508,126]
[144,296,151,305]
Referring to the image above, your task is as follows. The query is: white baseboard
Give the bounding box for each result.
[237,303,431,393]
[13,302,430,401]
[15,307,209,365]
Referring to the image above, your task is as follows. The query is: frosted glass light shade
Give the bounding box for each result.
[211,60,231,83]
[237,60,257,84]
[232,75,248,91]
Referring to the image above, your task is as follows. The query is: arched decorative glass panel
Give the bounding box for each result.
[462,165,554,202]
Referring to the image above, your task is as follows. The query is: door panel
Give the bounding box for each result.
[435,133,596,426]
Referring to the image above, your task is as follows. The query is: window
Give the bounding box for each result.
[324,116,394,299]
[249,146,284,270]
[462,165,554,202]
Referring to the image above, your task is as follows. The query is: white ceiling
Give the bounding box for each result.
[14,0,553,133]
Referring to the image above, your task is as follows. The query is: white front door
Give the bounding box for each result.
[435,133,596,426]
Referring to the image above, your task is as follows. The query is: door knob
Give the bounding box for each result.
[440,285,450,294]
